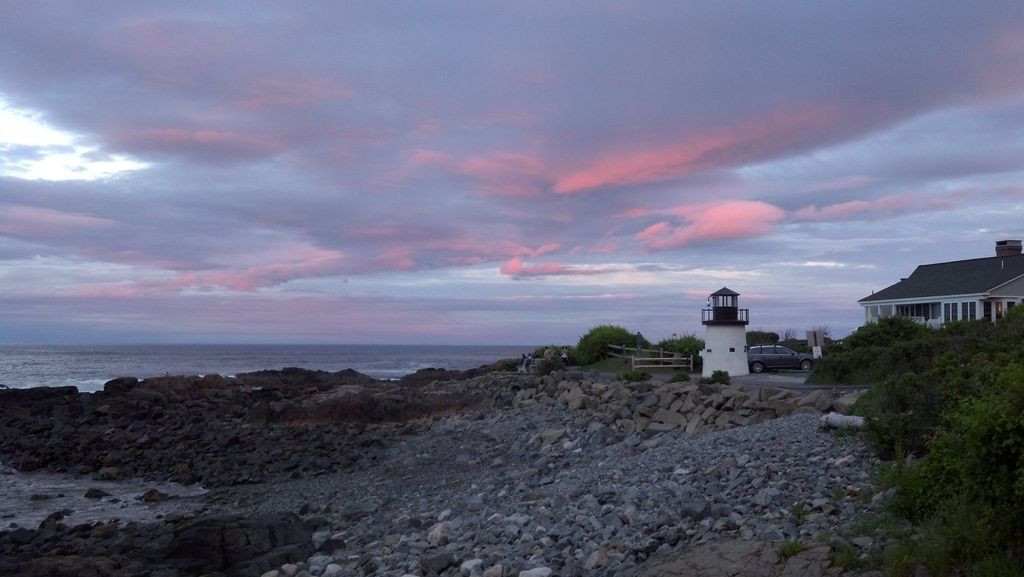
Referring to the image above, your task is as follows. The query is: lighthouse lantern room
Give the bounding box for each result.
[699,287,750,377]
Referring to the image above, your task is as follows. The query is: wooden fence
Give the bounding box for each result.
[607,344,693,371]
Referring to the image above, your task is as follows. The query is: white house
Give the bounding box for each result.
[859,240,1024,326]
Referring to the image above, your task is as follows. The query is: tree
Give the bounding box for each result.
[746,330,780,345]
[655,334,705,357]
[575,324,636,365]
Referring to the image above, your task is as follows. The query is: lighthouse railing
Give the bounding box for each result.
[701,308,749,323]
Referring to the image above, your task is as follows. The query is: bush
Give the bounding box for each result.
[669,370,690,383]
[779,339,810,354]
[708,371,733,383]
[655,334,704,357]
[855,316,1024,574]
[854,373,946,458]
[655,334,704,372]
[843,316,933,349]
[575,324,637,366]
[909,366,1024,522]
[618,370,651,382]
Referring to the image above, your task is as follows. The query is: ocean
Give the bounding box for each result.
[0,344,531,393]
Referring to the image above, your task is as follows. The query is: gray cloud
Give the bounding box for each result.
[0,1,1022,342]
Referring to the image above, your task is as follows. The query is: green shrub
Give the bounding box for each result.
[880,363,1024,573]
[655,334,704,372]
[575,324,636,366]
[779,539,806,559]
[779,339,810,353]
[669,370,690,383]
[655,334,704,357]
[618,370,651,382]
[844,316,934,349]
[855,373,946,458]
[708,370,730,384]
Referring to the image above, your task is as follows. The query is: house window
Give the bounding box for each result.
[984,301,992,320]
[961,302,977,320]
[944,303,960,323]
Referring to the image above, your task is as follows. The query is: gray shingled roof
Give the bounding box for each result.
[859,253,1024,303]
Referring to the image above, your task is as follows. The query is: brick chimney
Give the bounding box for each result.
[995,239,1022,257]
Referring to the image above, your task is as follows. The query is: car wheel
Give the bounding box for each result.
[751,361,765,373]
[800,359,812,371]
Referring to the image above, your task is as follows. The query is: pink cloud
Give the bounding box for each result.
[588,239,621,254]
[553,106,840,194]
[994,25,1024,54]
[616,207,653,219]
[168,246,346,292]
[407,148,452,167]
[636,201,786,251]
[390,148,549,197]
[233,78,351,110]
[499,256,616,278]
[0,204,115,237]
[458,151,549,197]
[793,193,952,222]
[424,237,560,261]
[637,221,672,240]
[376,248,417,271]
[113,127,287,160]
[568,239,621,255]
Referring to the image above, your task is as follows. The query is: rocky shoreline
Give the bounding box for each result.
[0,367,882,577]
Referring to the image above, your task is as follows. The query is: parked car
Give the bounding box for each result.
[746,344,814,373]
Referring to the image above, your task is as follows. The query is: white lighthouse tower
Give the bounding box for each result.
[699,287,750,377]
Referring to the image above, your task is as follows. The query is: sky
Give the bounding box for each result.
[1,1,1023,345]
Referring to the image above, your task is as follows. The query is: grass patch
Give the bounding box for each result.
[779,539,807,559]
[583,357,633,372]
[829,541,863,571]
[582,357,686,375]
[791,501,809,523]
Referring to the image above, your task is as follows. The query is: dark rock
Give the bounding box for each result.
[38,510,69,532]
[419,550,456,576]
[8,527,36,545]
[246,403,273,426]
[85,488,111,499]
[103,377,140,395]
[0,386,78,402]
[90,522,117,540]
[95,467,121,481]
[162,513,314,576]
[399,368,461,386]
[23,555,120,577]
[140,489,168,502]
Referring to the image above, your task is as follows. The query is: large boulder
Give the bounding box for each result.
[162,513,314,576]
[102,377,140,395]
[0,386,78,403]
